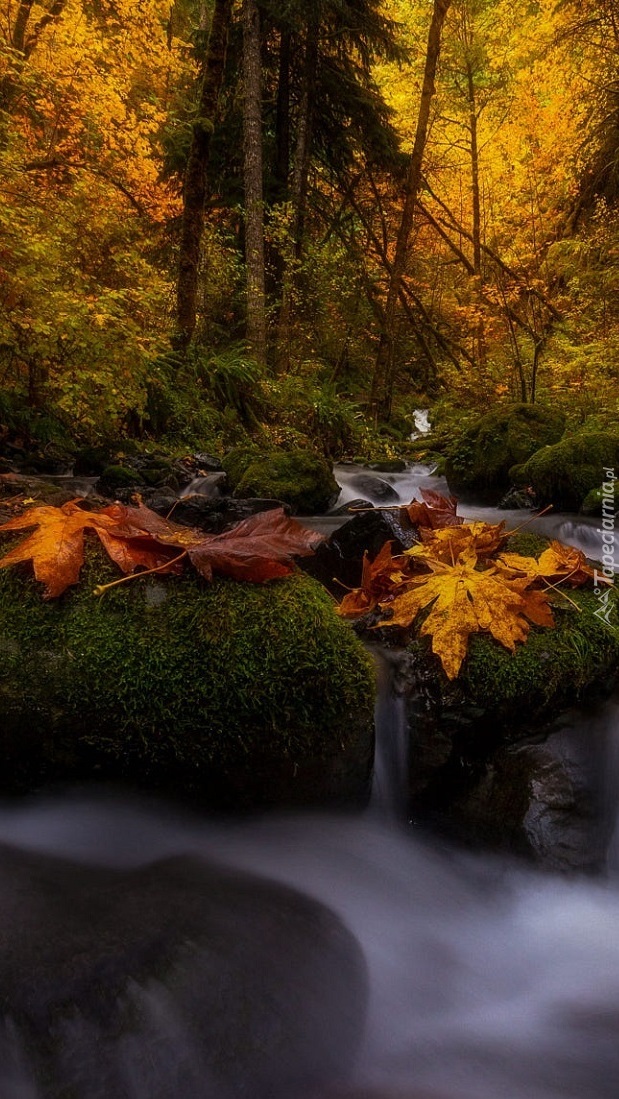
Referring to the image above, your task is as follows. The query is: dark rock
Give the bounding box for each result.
[497,485,537,509]
[193,452,224,471]
[300,509,418,595]
[0,844,367,1098]
[444,714,615,872]
[340,473,400,504]
[365,459,407,473]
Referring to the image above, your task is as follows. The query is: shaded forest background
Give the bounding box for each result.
[1,0,618,462]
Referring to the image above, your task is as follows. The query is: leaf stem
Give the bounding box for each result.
[93,551,188,597]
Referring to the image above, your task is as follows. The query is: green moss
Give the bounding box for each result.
[504,531,550,558]
[444,404,565,498]
[580,481,619,516]
[0,550,375,801]
[460,588,619,715]
[97,465,143,494]
[222,447,339,514]
[512,431,619,511]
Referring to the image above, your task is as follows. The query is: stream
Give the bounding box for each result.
[0,463,617,1097]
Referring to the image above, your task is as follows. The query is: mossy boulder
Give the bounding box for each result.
[222,447,339,514]
[581,481,619,515]
[393,529,619,856]
[444,404,565,500]
[512,430,619,511]
[0,551,375,807]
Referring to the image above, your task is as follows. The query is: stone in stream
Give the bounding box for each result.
[0,548,375,809]
[0,844,367,1098]
[300,509,418,596]
[340,473,400,504]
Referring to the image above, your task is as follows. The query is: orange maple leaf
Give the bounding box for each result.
[0,500,180,598]
[338,541,409,618]
[0,501,323,597]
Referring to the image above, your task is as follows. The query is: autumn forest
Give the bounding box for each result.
[1,0,618,460]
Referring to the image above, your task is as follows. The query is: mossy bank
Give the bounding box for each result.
[0,551,375,807]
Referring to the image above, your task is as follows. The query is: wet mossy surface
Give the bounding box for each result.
[222,447,339,514]
[512,430,619,511]
[0,549,375,806]
[459,587,619,717]
[444,403,565,499]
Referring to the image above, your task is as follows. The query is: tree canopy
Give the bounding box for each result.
[1,0,618,457]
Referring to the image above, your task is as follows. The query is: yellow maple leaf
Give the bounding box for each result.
[381,549,554,680]
[406,521,509,566]
[497,540,596,587]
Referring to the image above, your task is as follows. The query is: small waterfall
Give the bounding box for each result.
[370,657,409,822]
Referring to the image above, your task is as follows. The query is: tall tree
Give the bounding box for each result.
[242,0,267,367]
[370,0,452,420]
[175,0,233,350]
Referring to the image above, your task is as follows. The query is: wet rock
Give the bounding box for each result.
[192,452,224,472]
[498,485,536,509]
[0,845,367,1098]
[365,459,408,473]
[300,509,418,595]
[341,473,400,503]
[445,718,614,872]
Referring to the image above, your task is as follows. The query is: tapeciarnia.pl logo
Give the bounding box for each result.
[593,466,616,626]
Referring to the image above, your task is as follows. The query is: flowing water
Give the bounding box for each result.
[1,687,619,1098]
[1,463,618,1097]
[332,462,614,565]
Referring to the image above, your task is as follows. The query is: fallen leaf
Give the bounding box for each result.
[338,541,409,618]
[406,521,508,565]
[186,508,324,582]
[497,540,596,587]
[381,549,554,679]
[0,500,324,597]
[0,500,179,598]
[402,489,463,530]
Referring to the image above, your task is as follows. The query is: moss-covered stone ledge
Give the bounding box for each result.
[222,447,339,514]
[0,551,376,807]
[444,403,565,500]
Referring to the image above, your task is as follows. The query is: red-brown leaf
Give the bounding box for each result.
[186,508,324,582]
[402,489,463,530]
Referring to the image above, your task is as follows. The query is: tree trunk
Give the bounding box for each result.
[242,0,267,368]
[265,27,291,307]
[175,0,233,350]
[370,0,452,421]
[276,17,319,371]
[466,58,482,276]
[0,0,67,115]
